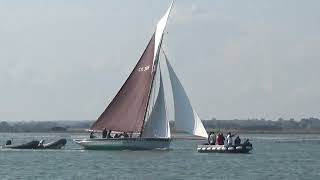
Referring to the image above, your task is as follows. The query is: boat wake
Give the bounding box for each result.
[274,138,320,143]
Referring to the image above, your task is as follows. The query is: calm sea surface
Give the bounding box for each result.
[0,133,319,180]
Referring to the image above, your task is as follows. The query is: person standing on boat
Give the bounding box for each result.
[102,128,107,138]
[234,136,241,145]
[226,132,235,146]
[215,133,219,145]
[107,130,113,138]
[216,133,225,145]
[208,131,215,145]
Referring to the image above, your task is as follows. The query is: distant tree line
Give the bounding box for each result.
[0,118,320,133]
[200,117,320,132]
[170,118,320,133]
[0,120,93,132]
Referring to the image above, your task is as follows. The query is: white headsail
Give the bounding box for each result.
[165,57,208,138]
[141,1,173,138]
[142,67,170,138]
[152,1,174,69]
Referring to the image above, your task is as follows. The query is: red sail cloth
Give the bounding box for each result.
[90,34,156,132]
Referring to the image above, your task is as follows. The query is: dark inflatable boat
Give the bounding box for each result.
[197,144,253,153]
[2,139,67,149]
[2,140,40,149]
[38,138,67,149]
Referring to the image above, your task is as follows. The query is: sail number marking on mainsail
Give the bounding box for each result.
[138,65,150,72]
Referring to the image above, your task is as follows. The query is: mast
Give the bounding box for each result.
[139,1,174,135]
[140,47,161,136]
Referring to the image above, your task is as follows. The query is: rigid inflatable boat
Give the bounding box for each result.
[197,144,253,153]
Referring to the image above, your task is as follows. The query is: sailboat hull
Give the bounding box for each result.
[73,138,171,150]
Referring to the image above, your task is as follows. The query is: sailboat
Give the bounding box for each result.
[74,1,208,150]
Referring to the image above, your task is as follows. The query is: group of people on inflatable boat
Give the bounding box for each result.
[207,131,251,146]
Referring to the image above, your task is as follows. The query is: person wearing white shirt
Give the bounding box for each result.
[226,132,235,146]
[207,131,216,145]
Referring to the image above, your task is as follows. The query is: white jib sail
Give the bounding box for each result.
[152,1,174,69]
[142,66,170,138]
[165,58,208,138]
[141,2,173,138]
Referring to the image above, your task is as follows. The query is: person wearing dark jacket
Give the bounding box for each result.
[107,130,113,138]
[102,128,107,138]
[244,139,252,146]
[234,136,241,145]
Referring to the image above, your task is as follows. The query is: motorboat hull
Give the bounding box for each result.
[2,139,67,150]
[2,140,40,149]
[38,139,67,149]
[73,138,171,150]
[197,144,253,153]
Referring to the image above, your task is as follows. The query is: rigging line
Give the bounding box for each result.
[161,47,169,62]
[146,63,159,123]
[160,47,172,135]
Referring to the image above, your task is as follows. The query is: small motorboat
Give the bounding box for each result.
[197,144,253,153]
[2,139,67,149]
[2,140,40,149]
[37,139,67,149]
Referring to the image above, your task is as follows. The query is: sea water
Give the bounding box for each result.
[0,133,319,180]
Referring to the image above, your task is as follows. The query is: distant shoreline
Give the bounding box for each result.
[0,129,319,134]
[1,118,320,134]
[203,129,320,134]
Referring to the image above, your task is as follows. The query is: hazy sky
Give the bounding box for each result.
[1,0,319,121]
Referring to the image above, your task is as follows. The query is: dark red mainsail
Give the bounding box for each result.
[90,34,156,132]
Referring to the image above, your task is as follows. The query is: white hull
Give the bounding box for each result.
[73,138,171,150]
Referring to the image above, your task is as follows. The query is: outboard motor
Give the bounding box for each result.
[6,140,12,145]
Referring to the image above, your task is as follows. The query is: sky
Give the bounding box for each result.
[1,0,319,121]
